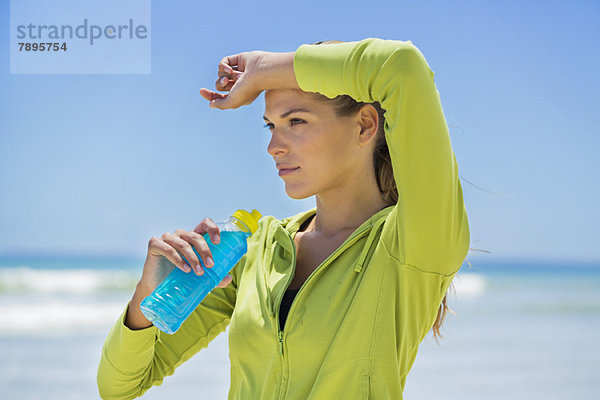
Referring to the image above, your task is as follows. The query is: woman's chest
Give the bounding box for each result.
[289,233,348,290]
[228,233,389,377]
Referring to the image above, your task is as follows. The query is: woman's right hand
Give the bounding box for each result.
[126,217,232,330]
[138,217,233,293]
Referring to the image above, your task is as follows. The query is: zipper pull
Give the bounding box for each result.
[278,331,284,355]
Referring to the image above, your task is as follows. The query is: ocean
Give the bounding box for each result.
[0,255,598,399]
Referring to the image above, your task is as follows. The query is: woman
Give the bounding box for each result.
[97,37,470,399]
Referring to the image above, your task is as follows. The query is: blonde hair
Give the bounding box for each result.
[309,39,468,342]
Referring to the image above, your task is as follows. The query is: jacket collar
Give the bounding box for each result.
[271,205,395,257]
[266,205,395,317]
[278,206,317,237]
[278,204,395,239]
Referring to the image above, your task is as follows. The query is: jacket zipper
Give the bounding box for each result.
[274,223,375,399]
[275,236,296,400]
[278,331,284,354]
[283,224,374,321]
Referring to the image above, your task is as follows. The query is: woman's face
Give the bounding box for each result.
[263,89,370,200]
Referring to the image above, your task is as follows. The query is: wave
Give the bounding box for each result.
[0,266,139,294]
[0,267,489,297]
[0,299,129,334]
[0,267,138,333]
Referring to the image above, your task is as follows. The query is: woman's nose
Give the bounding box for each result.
[267,130,289,158]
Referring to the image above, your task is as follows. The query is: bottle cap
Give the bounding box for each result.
[232,209,262,234]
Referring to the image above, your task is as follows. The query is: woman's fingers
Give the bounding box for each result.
[200,72,241,100]
[217,274,233,288]
[162,232,203,274]
[199,90,234,109]
[215,71,244,92]
[217,67,243,79]
[202,92,229,109]
[218,62,234,76]
[215,76,229,92]
[227,71,244,86]
[148,236,190,273]
[178,229,216,275]
[199,88,227,103]
[192,218,221,244]
[219,54,243,74]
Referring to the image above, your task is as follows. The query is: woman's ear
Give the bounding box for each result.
[356,104,379,147]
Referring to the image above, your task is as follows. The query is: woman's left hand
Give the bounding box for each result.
[200,50,299,110]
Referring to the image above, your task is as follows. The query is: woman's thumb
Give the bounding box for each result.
[209,95,232,109]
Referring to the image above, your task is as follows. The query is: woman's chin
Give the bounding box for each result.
[284,184,313,200]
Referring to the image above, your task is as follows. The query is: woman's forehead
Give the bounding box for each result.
[264,90,328,115]
[265,88,313,101]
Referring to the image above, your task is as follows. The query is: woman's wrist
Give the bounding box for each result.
[124,283,154,330]
[257,51,300,91]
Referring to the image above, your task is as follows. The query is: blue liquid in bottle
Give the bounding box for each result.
[140,229,251,334]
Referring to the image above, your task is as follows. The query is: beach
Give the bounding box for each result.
[0,255,598,399]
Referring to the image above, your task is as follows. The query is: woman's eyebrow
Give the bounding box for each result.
[262,108,312,121]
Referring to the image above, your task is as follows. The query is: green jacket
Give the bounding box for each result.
[97,37,470,399]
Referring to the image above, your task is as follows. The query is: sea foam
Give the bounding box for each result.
[452,273,486,297]
[0,266,138,294]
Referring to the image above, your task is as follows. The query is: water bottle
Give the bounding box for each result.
[140,208,262,334]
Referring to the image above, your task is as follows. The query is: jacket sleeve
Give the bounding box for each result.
[293,38,470,275]
[96,255,246,400]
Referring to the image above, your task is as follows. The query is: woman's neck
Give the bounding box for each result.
[306,193,389,238]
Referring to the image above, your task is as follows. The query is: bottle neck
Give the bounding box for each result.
[229,216,252,235]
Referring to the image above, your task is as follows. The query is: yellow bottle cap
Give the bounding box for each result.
[232,209,262,234]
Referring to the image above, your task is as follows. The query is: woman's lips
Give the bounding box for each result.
[278,167,299,176]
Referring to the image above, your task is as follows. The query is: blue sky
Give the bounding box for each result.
[1,0,598,263]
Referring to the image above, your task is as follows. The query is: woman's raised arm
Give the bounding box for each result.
[291,38,470,275]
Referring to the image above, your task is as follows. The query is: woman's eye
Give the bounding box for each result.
[263,119,304,131]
